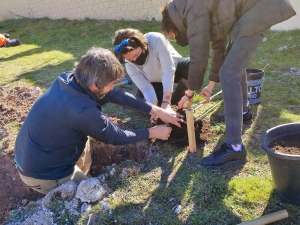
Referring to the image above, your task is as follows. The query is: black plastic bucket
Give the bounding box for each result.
[4,38,21,47]
[261,123,300,205]
[246,68,264,104]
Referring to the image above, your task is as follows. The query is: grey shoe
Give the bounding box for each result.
[200,143,247,169]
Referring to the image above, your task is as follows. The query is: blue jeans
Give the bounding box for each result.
[219,30,268,144]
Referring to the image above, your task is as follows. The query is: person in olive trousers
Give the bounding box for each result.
[160,0,296,168]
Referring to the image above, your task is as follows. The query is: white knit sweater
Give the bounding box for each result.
[125,32,182,102]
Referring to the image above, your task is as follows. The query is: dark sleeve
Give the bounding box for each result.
[103,88,153,114]
[73,106,149,145]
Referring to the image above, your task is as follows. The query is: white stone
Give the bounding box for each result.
[75,178,107,203]
[173,205,182,215]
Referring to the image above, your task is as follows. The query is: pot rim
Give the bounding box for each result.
[261,122,300,159]
[246,68,264,75]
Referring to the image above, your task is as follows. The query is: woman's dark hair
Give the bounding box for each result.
[160,2,179,37]
[112,28,148,63]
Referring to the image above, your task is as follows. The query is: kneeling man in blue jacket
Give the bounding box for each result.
[14,47,182,194]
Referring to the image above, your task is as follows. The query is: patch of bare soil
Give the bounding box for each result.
[90,138,151,176]
[90,106,205,176]
[269,136,300,155]
[0,86,44,224]
[0,86,203,224]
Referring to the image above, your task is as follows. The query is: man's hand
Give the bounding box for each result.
[148,124,172,140]
[164,104,176,114]
[149,105,183,128]
[150,115,158,122]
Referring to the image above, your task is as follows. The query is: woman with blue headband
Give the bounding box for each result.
[112,28,191,121]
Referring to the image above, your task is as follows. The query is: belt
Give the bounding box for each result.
[16,165,30,177]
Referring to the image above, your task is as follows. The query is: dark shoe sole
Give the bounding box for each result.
[216,113,253,125]
[243,119,253,125]
[200,158,247,169]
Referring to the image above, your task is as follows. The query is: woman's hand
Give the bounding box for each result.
[148,124,172,140]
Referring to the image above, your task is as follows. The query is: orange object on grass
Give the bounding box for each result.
[0,34,8,47]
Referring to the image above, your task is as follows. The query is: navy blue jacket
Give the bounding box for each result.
[14,72,152,180]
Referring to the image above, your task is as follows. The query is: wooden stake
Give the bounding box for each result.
[186,108,196,153]
[237,210,288,225]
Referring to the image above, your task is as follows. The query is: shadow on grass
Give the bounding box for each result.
[99,141,245,224]
[1,18,117,89]
[9,60,74,89]
[1,44,77,89]
[98,83,300,224]
[1,47,43,62]
[261,189,300,225]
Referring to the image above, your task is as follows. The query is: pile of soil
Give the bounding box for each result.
[151,106,205,149]
[90,138,151,176]
[0,86,44,224]
[90,106,205,176]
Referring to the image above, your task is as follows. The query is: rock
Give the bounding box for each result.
[31,87,41,97]
[42,181,78,208]
[169,197,175,202]
[119,166,140,178]
[2,140,9,149]
[120,168,127,178]
[75,178,107,203]
[1,129,8,138]
[21,199,28,206]
[102,202,111,211]
[278,46,288,51]
[80,203,92,215]
[22,209,54,225]
[173,205,182,215]
[109,167,116,177]
[64,198,80,216]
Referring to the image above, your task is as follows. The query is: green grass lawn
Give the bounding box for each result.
[1,18,300,224]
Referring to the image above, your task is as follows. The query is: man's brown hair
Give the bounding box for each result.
[160,2,179,37]
[74,47,124,90]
